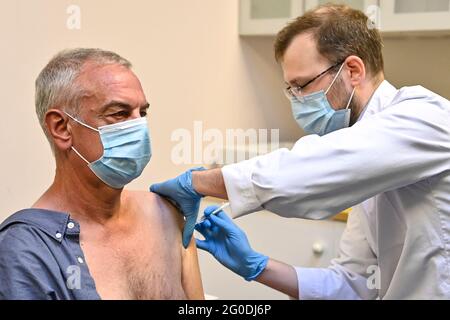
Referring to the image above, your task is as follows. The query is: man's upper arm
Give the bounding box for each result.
[181,236,204,300]
[149,192,204,299]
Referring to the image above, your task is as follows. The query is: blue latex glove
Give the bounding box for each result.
[195,205,269,281]
[150,167,205,248]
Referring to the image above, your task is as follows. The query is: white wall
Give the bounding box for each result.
[0,0,449,299]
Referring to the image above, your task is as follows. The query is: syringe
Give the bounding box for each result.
[199,202,230,222]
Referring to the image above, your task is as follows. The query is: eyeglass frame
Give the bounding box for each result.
[284,60,345,99]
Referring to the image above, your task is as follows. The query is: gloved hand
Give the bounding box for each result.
[195,205,269,281]
[150,167,205,248]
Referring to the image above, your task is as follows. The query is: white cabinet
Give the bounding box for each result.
[380,0,450,34]
[197,199,346,299]
[239,0,379,36]
[304,0,379,12]
[240,0,450,36]
[239,0,304,35]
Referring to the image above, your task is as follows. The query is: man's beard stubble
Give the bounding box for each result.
[328,76,362,126]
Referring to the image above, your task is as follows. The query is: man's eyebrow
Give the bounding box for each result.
[286,77,308,86]
[100,101,150,112]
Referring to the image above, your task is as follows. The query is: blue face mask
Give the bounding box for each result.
[290,63,356,136]
[65,112,152,189]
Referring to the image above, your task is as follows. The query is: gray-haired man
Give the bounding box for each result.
[0,49,204,300]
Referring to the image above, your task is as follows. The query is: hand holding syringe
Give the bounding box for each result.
[194,201,269,281]
[198,202,230,223]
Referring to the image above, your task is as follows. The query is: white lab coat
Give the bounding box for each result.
[222,81,450,299]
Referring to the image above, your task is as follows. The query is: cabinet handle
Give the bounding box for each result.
[312,242,324,255]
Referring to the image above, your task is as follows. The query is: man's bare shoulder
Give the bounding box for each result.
[122,190,184,232]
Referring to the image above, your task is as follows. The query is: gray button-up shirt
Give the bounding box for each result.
[0,209,101,300]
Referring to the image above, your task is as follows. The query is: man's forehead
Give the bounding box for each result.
[79,62,138,87]
[77,63,146,106]
[78,65,143,94]
[283,34,324,65]
[281,33,329,82]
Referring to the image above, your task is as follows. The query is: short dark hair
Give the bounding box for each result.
[274,4,384,78]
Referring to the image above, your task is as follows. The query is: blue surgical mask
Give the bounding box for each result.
[65,112,152,189]
[291,63,356,136]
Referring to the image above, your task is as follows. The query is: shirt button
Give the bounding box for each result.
[77,257,84,264]
[67,222,75,229]
[55,232,62,239]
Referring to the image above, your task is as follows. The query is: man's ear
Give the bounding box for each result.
[344,55,366,87]
[44,109,72,151]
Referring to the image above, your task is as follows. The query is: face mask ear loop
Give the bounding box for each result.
[71,146,90,165]
[345,87,356,110]
[64,111,99,132]
[325,62,346,95]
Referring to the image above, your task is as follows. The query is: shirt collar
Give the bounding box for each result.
[357,80,398,122]
[0,209,75,243]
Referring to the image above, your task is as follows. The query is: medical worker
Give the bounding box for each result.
[151,4,450,299]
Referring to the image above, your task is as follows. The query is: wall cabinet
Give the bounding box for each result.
[380,0,450,34]
[304,0,378,12]
[239,0,303,36]
[198,198,347,299]
[240,0,450,36]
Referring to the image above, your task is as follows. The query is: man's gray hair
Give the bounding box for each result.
[35,48,132,145]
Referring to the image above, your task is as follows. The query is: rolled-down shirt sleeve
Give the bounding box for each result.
[222,94,450,219]
[296,207,379,300]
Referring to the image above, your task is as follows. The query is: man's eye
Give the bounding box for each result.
[111,111,129,117]
[140,110,148,117]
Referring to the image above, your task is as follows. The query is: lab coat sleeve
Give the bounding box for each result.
[222,93,450,219]
[295,207,379,300]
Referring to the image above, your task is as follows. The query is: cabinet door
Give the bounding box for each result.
[240,0,304,36]
[197,199,347,299]
[380,0,450,33]
[304,0,379,12]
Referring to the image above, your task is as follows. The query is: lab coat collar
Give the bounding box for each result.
[357,80,398,122]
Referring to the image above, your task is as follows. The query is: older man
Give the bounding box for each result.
[0,49,204,300]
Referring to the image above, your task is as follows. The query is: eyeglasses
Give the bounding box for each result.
[284,61,343,99]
